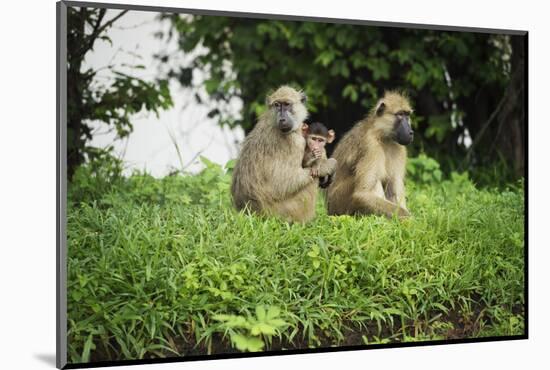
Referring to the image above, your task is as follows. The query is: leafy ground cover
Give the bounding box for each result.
[66,156,524,363]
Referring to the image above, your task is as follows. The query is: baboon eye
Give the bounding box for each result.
[273,102,280,108]
[396,111,409,118]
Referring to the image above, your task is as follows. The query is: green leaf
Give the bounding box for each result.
[224,159,236,170]
[266,318,287,327]
[342,85,358,102]
[204,78,219,94]
[314,50,335,67]
[255,305,266,322]
[266,306,280,320]
[231,333,265,352]
[212,314,248,328]
[81,334,96,363]
[251,323,276,336]
[313,34,326,49]
[426,114,452,143]
[307,246,320,257]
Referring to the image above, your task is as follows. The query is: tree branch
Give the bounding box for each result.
[77,9,128,59]
[464,65,523,166]
[93,10,128,41]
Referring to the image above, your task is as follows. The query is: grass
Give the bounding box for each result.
[66,157,525,363]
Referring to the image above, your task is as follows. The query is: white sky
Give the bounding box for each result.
[84,9,244,177]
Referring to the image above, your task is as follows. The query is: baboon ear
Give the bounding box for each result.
[265,95,272,107]
[376,102,386,116]
[327,129,336,143]
[301,123,309,137]
[300,91,308,104]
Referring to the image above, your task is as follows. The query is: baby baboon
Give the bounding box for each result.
[327,91,414,218]
[231,86,336,223]
[301,122,337,188]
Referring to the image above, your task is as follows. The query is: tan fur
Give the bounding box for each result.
[231,86,334,223]
[302,146,322,168]
[327,91,412,218]
[302,147,337,182]
[301,125,337,179]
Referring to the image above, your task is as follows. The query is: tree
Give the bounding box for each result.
[163,15,525,180]
[67,7,173,178]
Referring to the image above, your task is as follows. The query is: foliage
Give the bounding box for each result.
[67,7,173,178]
[407,153,443,184]
[213,305,288,352]
[68,148,124,205]
[69,156,232,209]
[162,15,524,179]
[66,157,525,363]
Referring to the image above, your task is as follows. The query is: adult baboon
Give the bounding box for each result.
[327,91,414,218]
[231,86,336,223]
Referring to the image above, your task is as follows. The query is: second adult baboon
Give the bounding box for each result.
[327,91,414,218]
[231,85,336,223]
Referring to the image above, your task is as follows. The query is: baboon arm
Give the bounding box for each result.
[353,160,409,218]
[303,151,330,169]
[316,158,337,177]
[302,156,317,168]
[389,179,408,211]
[352,191,410,218]
[266,167,315,202]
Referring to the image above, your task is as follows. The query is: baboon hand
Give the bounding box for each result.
[397,207,410,219]
[316,158,337,177]
[310,167,320,177]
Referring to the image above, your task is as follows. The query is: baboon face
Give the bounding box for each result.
[266,86,308,134]
[302,122,335,152]
[392,110,414,145]
[306,133,330,152]
[375,93,414,145]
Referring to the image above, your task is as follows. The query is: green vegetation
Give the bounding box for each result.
[163,16,525,180]
[67,8,173,177]
[67,156,524,363]
[64,7,526,364]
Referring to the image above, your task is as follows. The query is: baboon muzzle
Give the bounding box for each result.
[278,110,293,133]
[394,118,414,145]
